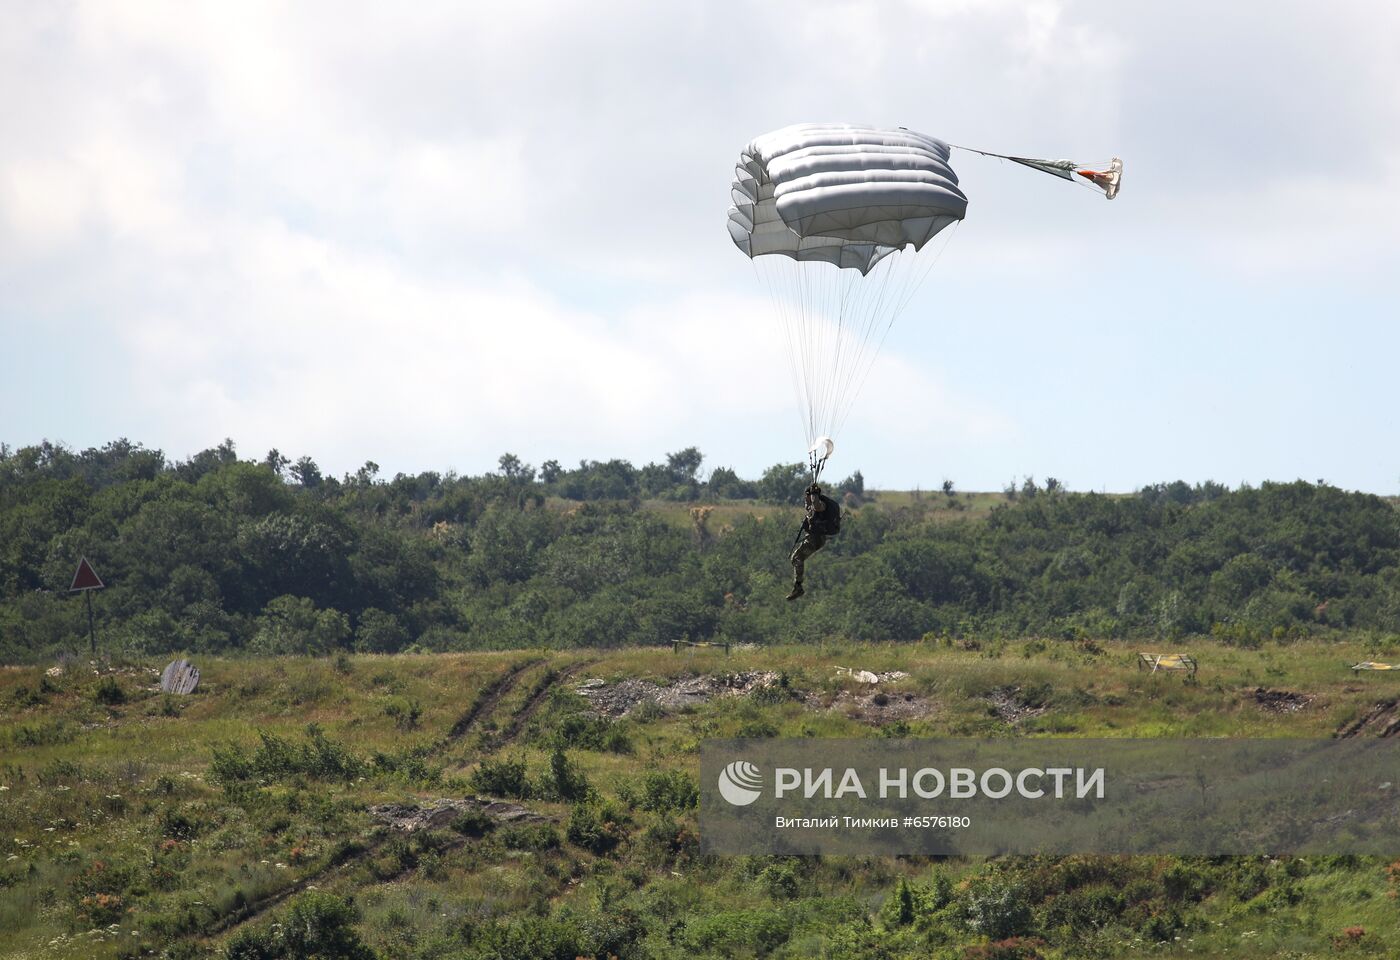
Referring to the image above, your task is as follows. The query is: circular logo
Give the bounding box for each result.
[718,760,763,806]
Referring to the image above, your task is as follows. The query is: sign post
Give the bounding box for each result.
[69,557,105,656]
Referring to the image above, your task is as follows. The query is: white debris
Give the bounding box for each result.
[834,667,911,684]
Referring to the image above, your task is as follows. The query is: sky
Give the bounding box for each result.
[3,1,1398,493]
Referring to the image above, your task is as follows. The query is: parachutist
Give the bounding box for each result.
[788,483,841,600]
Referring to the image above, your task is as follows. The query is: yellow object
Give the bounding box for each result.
[1137,652,1198,676]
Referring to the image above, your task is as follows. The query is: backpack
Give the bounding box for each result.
[820,494,842,535]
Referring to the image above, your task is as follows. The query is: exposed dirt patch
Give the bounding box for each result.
[811,689,935,723]
[1252,687,1314,714]
[577,670,928,723]
[1338,698,1400,738]
[986,686,1048,724]
[576,671,783,717]
[369,797,549,833]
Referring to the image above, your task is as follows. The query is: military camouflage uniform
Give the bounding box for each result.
[789,495,831,591]
[790,528,826,588]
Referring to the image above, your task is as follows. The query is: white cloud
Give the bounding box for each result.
[3,0,1399,487]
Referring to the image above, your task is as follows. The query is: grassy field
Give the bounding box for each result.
[4,638,1400,958]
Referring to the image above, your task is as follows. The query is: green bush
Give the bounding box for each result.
[750,673,798,705]
[539,749,591,802]
[760,862,804,901]
[632,770,698,813]
[964,879,1034,940]
[383,698,421,730]
[880,876,916,926]
[501,822,561,851]
[683,908,794,954]
[735,719,779,738]
[470,756,531,799]
[449,807,496,838]
[544,711,633,754]
[566,802,627,855]
[225,891,375,959]
[94,675,127,705]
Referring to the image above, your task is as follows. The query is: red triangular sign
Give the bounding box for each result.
[70,557,105,591]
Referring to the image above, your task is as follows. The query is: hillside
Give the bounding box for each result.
[5,639,1400,958]
[5,441,1400,663]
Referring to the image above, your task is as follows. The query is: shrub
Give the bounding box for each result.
[225,891,375,960]
[963,936,1047,960]
[539,750,591,802]
[9,684,47,708]
[160,807,200,841]
[881,876,915,926]
[546,712,633,754]
[684,908,793,954]
[736,719,779,738]
[964,880,1034,940]
[383,698,421,731]
[501,822,561,851]
[639,815,697,866]
[760,862,803,901]
[750,673,798,705]
[68,859,137,926]
[470,756,531,799]
[209,726,367,788]
[209,742,256,786]
[633,770,699,813]
[567,802,627,855]
[449,807,496,838]
[1041,884,1125,932]
[94,676,126,705]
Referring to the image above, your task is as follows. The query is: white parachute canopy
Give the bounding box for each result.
[727,122,1122,474]
[728,123,967,472]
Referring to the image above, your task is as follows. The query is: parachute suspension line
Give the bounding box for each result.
[752,224,959,469]
[830,254,896,431]
[949,144,1123,199]
[829,222,960,443]
[826,251,908,444]
[813,262,854,449]
[753,257,812,447]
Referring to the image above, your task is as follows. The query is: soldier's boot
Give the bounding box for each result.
[786,582,804,601]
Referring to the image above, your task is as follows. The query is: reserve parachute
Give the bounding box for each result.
[728,122,1121,480]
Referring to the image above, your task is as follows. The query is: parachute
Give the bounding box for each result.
[728,122,1121,480]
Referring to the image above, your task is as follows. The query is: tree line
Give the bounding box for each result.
[2,438,1398,661]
